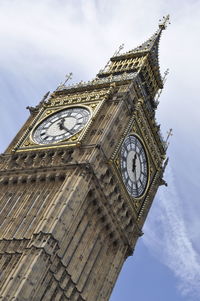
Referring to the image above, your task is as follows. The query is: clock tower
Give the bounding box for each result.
[0,17,169,301]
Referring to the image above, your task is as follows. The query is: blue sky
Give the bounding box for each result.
[1,0,200,300]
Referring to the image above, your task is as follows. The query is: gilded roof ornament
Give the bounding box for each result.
[113,43,125,57]
[163,68,169,83]
[159,14,170,30]
[56,72,73,90]
[166,128,173,147]
[154,68,170,105]
[130,15,170,54]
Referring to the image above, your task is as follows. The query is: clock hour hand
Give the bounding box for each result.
[132,159,139,195]
[58,118,65,130]
[132,153,137,173]
[58,118,74,135]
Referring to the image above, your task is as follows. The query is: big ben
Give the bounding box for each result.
[0,16,169,301]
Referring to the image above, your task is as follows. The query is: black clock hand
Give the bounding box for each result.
[58,118,74,135]
[58,118,65,130]
[133,164,139,195]
[132,153,139,194]
[132,153,137,173]
[135,180,139,195]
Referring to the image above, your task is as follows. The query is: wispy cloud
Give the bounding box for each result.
[143,165,200,298]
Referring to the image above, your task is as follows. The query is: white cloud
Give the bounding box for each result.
[143,165,200,298]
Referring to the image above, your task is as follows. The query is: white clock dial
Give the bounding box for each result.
[33,107,90,144]
[121,135,148,198]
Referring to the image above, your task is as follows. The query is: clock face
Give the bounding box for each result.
[120,135,148,198]
[33,107,90,144]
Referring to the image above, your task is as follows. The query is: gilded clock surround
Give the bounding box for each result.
[111,116,152,212]
[120,133,149,198]
[32,106,91,145]
[15,102,102,152]
[0,16,170,301]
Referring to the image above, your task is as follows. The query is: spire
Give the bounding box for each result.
[109,15,170,89]
[126,15,170,55]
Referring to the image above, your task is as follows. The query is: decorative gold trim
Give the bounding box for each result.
[15,143,78,153]
[29,104,93,144]
[111,129,151,205]
[16,102,103,151]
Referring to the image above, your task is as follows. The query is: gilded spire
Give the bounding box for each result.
[95,16,170,99]
[120,15,170,56]
[133,15,170,89]
[159,14,170,30]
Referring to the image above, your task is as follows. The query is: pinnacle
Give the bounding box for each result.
[114,15,170,89]
[98,16,170,88]
[120,15,170,57]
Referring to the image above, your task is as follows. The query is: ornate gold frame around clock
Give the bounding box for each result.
[110,120,151,210]
[15,101,102,152]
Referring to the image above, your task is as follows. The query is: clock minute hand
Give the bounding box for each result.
[132,153,137,173]
[132,159,139,195]
[58,118,74,135]
[62,125,74,135]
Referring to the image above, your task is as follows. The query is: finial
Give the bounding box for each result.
[166,128,173,141]
[159,15,170,30]
[165,128,173,148]
[113,43,125,57]
[154,68,170,106]
[100,45,124,74]
[159,156,169,187]
[56,72,73,90]
[63,72,73,85]
[163,157,169,170]
[58,72,73,86]
[162,68,169,84]
[154,89,162,106]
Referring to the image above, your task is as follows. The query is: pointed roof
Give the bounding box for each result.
[128,15,169,53]
[111,15,170,88]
